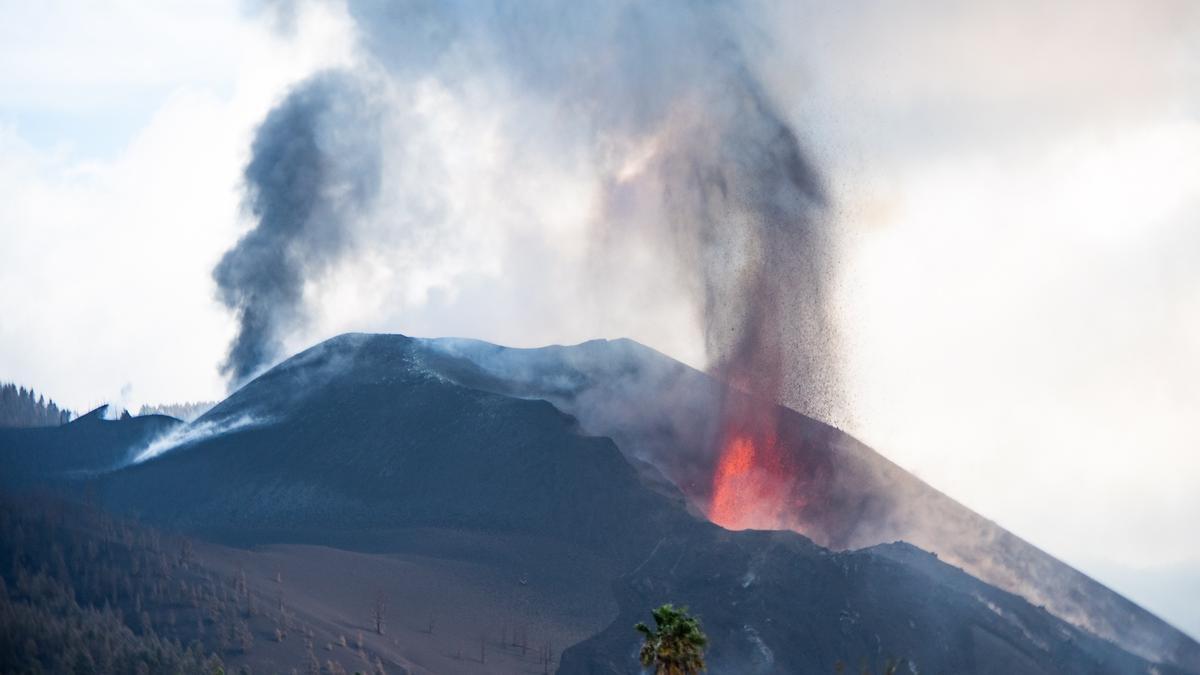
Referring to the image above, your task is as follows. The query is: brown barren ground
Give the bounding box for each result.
[193,529,620,674]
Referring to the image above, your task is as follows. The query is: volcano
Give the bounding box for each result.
[2,333,1196,673]
[416,334,1200,669]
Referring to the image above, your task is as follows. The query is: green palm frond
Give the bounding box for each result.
[634,604,709,674]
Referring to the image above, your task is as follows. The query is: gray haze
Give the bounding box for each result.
[219,0,842,415]
[214,70,382,387]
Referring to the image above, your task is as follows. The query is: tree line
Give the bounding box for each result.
[0,494,389,674]
[137,401,218,422]
[0,383,72,428]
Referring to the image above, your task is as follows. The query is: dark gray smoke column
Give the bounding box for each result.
[345,0,842,419]
[647,76,837,417]
[222,2,839,417]
[214,71,382,388]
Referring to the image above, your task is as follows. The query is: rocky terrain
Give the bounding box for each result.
[418,335,1200,668]
[1,332,1196,673]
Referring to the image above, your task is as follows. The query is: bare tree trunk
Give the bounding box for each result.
[372,590,386,635]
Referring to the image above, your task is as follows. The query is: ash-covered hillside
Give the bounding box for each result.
[95,334,690,562]
[0,404,180,491]
[417,334,1200,670]
[2,332,1196,674]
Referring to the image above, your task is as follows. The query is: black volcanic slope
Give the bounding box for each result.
[415,335,1200,671]
[561,534,1171,675]
[95,334,687,562]
[0,405,181,491]
[33,333,1182,674]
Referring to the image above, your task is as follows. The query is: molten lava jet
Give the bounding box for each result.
[707,418,806,532]
[708,434,765,529]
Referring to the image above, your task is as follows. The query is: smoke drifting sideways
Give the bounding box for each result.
[217,2,842,424]
[130,413,269,465]
[214,71,383,389]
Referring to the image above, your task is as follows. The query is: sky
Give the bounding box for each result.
[1,0,1198,638]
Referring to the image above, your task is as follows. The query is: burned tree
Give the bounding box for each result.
[371,590,387,635]
[179,538,193,568]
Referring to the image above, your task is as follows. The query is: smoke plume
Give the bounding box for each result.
[131,413,268,464]
[218,1,841,417]
[632,79,838,418]
[214,71,383,388]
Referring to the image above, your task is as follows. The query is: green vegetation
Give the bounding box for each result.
[0,495,402,674]
[0,382,71,427]
[634,603,708,674]
[0,496,226,673]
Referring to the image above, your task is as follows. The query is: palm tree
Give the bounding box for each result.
[634,604,708,674]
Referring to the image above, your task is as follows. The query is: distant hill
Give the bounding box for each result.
[0,405,181,491]
[0,382,72,427]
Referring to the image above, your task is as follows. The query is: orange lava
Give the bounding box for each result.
[709,435,758,528]
[708,430,801,531]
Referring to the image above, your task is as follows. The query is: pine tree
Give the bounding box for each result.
[0,382,73,427]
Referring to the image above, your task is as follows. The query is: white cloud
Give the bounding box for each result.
[296,69,708,369]
[766,0,1200,631]
[838,121,1200,567]
[0,0,356,412]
